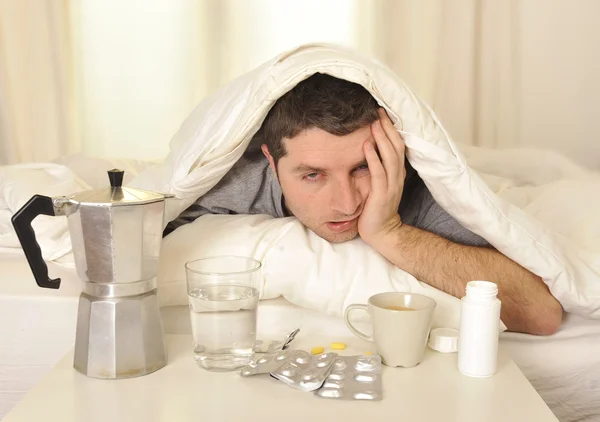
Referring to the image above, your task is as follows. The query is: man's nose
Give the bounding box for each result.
[331,178,361,216]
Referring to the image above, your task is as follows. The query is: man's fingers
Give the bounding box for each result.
[371,120,398,183]
[378,108,405,160]
[364,141,386,199]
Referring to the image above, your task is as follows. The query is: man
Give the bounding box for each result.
[167,74,563,335]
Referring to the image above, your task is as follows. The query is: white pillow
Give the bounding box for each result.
[157,213,503,331]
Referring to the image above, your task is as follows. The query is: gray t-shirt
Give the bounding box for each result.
[164,153,488,247]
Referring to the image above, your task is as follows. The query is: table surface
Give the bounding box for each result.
[3,333,558,422]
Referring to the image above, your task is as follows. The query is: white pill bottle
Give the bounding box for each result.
[457,280,502,378]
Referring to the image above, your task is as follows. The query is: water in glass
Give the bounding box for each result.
[188,283,259,371]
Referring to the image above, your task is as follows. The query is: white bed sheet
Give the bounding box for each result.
[2,253,599,422]
[501,315,600,422]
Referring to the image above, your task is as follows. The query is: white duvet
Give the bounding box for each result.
[1,43,599,331]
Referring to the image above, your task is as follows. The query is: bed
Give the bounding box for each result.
[1,252,599,422]
[2,44,600,422]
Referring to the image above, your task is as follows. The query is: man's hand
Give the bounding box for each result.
[358,108,406,245]
[356,111,563,334]
[357,112,562,335]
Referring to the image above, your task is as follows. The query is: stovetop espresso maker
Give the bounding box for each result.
[12,169,172,379]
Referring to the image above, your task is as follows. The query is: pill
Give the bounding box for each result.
[330,342,346,350]
[311,346,325,355]
[364,351,373,356]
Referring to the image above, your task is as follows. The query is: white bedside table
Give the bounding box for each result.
[3,333,558,422]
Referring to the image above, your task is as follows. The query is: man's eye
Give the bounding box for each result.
[303,172,322,181]
[352,164,370,178]
[354,164,369,174]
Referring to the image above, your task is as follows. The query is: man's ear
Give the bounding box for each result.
[261,144,278,180]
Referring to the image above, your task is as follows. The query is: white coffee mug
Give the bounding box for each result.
[344,292,436,367]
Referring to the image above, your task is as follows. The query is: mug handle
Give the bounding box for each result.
[344,304,374,342]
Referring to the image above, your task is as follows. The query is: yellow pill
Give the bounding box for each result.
[330,342,346,350]
[364,351,373,356]
[311,346,325,355]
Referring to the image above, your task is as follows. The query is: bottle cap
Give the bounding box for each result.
[465,280,498,299]
[428,328,459,353]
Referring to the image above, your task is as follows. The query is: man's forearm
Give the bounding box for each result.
[369,224,563,335]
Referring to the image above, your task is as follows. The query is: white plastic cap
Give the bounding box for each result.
[465,280,498,299]
[428,328,459,353]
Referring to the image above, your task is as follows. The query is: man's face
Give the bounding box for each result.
[262,126,375,243]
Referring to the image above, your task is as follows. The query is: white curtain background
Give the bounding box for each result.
[364,0,600,169]
[68,0,359,161]
[0,0,599,168]
[0,0,79,164]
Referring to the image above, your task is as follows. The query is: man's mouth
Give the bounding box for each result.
[327,217,358,232]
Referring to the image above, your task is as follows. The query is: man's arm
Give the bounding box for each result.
[368,223,563,335]
[358,109,563,336]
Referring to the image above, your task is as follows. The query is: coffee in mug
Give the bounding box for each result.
[384,305,416,311]
[344,292,436,368]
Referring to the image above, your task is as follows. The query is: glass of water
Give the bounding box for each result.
[186,256,261,371]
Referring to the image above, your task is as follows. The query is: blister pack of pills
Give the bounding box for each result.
[315,354,383,401]
[270,351,338,392]
[239,349,383,400]
[241,349,338,392]
[240,350,297,376]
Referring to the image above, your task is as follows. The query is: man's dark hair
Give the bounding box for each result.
[253,73,379,164]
